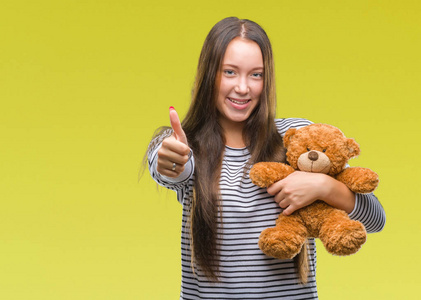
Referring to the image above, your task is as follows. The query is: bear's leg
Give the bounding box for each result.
[319,210,366,256]
[258,214,308,259]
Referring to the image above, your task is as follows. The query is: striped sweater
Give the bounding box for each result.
[148,118,386,300]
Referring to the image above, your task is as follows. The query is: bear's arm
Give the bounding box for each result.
[249,162,295,188]
[335,167,379,194]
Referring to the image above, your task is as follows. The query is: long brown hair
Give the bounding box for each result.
[146,17,308,283]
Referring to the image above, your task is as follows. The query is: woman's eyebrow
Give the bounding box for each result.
[222,63,264,70]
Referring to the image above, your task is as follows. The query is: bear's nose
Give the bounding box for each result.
[308,151,319,161]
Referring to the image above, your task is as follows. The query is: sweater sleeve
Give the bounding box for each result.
[348,193,386,233]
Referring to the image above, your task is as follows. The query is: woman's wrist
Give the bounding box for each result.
[320,174,356,213]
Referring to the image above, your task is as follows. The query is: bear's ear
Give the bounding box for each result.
[346,138,361,158]
[283,128,297,148]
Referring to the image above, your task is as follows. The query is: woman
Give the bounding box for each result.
[146,17,385,299]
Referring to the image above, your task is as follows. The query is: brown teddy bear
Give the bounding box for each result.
[249,123,379,259]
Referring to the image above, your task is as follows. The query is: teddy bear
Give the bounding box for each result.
[249,123,379,259]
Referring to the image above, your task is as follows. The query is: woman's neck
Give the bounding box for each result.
[225,134,246,148]
[221,120,246,148]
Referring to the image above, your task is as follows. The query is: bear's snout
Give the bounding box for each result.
[308,151,319,161]
[297,150,331,174]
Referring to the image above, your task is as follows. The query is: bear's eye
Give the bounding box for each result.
[306,147,311,151]
[322,149,326,153]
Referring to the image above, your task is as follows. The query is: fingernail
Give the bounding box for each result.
[169,106,175,110]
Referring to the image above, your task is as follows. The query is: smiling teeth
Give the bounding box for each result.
[229,98,250,104]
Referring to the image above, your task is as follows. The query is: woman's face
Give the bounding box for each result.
[215,37,264,130]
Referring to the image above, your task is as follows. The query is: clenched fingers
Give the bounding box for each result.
[157,135,191,177]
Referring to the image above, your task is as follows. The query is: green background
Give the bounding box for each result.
[1,0,420,299]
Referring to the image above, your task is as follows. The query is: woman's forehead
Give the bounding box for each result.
[222,38,263,69]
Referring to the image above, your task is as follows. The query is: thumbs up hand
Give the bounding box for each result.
[157,107,192,177]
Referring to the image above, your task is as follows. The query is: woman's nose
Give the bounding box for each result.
[234,78,249,94]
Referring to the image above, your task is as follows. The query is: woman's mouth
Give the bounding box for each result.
[228,97,251,104]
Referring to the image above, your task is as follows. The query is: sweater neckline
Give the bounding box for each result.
[225,145,247,151]
[224,145,250,156]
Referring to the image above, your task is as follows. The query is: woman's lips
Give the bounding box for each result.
[226,97,251,110]
[227,97,251,104]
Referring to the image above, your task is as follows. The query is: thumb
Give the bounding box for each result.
[169,107,188,145]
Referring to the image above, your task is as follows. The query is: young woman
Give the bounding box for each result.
[146,17,385,300]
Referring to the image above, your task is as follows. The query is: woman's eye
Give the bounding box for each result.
[224,70,235,76]
[252,72,263,78]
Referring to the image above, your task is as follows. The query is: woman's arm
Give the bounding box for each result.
[267,172,354,215]
[348,193,386,233]
[317,173,356,213]
[267,171,386,233]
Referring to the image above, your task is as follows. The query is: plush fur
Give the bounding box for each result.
[249,123,379,259]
